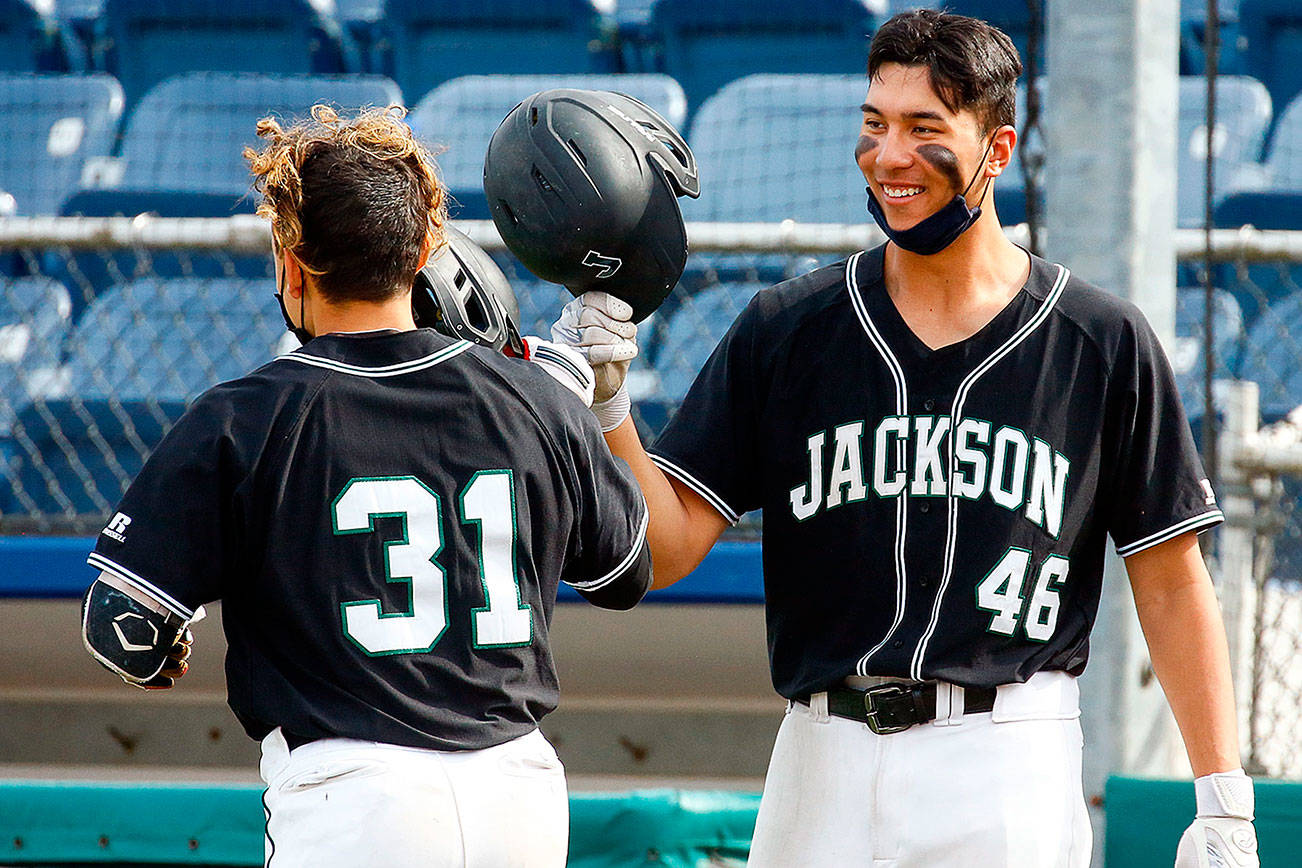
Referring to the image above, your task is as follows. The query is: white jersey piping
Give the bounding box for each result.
[276,340,473,377]
[845,251,913,675]
[910,262,1071,679]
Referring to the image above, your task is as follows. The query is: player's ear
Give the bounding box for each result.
[283,249,306,299]
[986,124,1017,177]
[415,224,437,271]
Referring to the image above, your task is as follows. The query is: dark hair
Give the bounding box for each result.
[246,105,446,303]
[868,10,1022,134]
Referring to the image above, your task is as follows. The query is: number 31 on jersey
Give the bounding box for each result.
[333,473,532,656]
[975,548,1070,642]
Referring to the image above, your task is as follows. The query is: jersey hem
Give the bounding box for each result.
[86,552,195,620]
[563,502,650,591]
[1114,510,1225,557]
[645,453,741,525]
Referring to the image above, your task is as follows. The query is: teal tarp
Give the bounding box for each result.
[1105,775,1302,867]
[0,782,761,866]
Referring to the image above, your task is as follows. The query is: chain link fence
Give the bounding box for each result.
[0,217,1300,777]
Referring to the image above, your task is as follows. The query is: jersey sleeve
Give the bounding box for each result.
[86,393,247,616]
[560,410,651,608]
[647,296,764,524]
[1105,313,1223,557]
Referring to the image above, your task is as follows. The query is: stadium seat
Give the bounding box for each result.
[54,189,265,318]
[0,0,76,73]
[334,0,389,74]
[1239,294,1302,422]
[1262,93,1302,192]
[513,279,577,343]
[649,0,876,115]
[1239,0,1302,115]
[0,277,72,434]
[1177,75,1272,228]
[0,73,122,216]
[653,281,762,402]
[0,397,187,517]
[408,74,687,219]
[685,74,867,225]
[944,1,1042,73]
[382,0,606,105]
[65,277,286,402]
[1210,189,1302,329]
[1170,286,1245,422]
[111,72,403,198]
[1179,0,1246,76]
[100,0,356,111]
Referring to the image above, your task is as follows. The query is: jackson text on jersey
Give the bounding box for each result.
[789,416,1069,538]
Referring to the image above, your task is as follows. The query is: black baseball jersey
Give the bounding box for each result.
[88,329,649,750]
[651,246,1221,697]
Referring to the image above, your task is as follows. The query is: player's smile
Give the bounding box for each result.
[857,63,982,230]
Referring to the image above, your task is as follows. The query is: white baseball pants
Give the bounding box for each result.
[259,727,568,868]
[748,671,1092,867]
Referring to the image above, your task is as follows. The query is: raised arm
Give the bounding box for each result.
[602,415,730,588]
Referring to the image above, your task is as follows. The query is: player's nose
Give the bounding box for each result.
[873,131,915,171]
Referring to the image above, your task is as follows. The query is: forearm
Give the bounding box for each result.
[602,416,724,587]
[1129,542,1241,777]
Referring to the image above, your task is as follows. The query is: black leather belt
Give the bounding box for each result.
[796,681,998,734]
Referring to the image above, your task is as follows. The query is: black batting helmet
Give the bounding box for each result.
[482,89,699,323]
[413,225,524,355]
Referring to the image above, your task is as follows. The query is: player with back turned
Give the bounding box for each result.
[79,105,652,867]
[493,11,1261,868]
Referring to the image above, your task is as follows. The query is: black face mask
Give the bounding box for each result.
[865,138,994,256]
[274,244,313,345]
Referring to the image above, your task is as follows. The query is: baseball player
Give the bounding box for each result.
[547,11,1258,868]
[80,105,651,868]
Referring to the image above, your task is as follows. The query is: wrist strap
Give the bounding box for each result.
[593,387,630,432]
[1195,768,1254,820]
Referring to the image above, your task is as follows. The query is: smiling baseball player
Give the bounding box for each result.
[538,10,1258,868]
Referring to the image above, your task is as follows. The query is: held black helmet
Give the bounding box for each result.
[412,225,524,355]
[483,88,700,323]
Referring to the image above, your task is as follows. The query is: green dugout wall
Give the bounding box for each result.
[0,778,1298,866]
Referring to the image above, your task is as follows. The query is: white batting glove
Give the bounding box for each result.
[520,336,595,408]
[552,291,637,431]
[1175,770,1258,868]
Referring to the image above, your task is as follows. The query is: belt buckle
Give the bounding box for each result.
[862,683,915,734]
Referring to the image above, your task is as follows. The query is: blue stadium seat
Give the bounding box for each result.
[0,397,187,516]
[382,0,605,105]
[1179,1,1247,76]
[54,189,266,318]
[1239,0,1302,114]
[0,0,77,73]
[409,74,687,219]
[1177,75,1272,228]
[1239,294,1302,422]
[1170,286,1244,422]
[653,281,762,402]
[334,0,388,73]
[112,72,402,197]
[944,1,1041,73]
[65,277,287,401]
[513,279,576,342]
[0,73,122,216]
[0,277,71,434]
[52,0,105,69]
[1212,190,1302,329]
[100,0,356,110]
[685,74,866,225]
[1263,93,1302,192]
[649,0,875,115]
